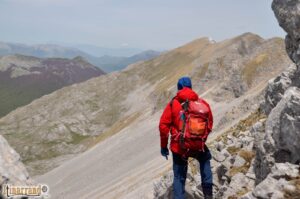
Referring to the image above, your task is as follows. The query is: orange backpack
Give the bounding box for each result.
[172,98,210,152]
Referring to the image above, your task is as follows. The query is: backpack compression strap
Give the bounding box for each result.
[170,97,189,149]
[180,100,189,148]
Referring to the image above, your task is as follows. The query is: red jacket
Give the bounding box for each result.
[159,87,213,154]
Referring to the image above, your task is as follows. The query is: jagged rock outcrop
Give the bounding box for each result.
[0,135,33,197]
[255,87,300,183]
[263,63,297,114]
[253,0,300,184]
[272,0,300,64]
[247,0,300,197]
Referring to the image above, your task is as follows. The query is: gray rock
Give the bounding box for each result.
[251,163,299,199]
[255,87,300,183]
[241,136,254,151]
[221,172,254,198]
[230,172,249,188]
[214,141,225,152]
[240,192,256,199]
[250,121,264,135]
[212,150,226,163]
[0,135,33,185]
[220,148,231,158]
[153,171,174,199]
[233,155,246,167]
[270,162,299,179]
[0,135,34,198]
[272,0,300,64]
[253,177,285,199]
[216,164,229,185]
[263,64,297,114]
[268,87,300,163]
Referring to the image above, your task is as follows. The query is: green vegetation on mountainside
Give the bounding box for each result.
[0,79,63,118]
[242,53,269,86]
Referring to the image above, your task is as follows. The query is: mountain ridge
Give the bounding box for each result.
[0,41,161,72]
[0,54,105,118]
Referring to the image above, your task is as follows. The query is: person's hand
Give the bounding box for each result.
[161,148,169,160]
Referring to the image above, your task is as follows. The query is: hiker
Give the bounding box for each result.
[159,77,213,199]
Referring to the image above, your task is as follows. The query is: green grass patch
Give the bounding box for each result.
[216,108,266,143]
[69,132,89,145]
[0,76,63,118]
[23,141,62,163]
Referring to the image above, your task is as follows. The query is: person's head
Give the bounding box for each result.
[177,77,192,91]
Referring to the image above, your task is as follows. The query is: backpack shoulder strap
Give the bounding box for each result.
[169,97,176,109]
[170,97,190,111]
[182,99,189,112]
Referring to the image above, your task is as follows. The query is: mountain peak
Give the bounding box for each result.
[73,56,88,62]
[231,32,264,43]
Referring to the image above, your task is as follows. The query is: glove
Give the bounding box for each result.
[161,148,169,160]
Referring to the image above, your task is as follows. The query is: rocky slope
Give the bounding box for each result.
[155,1,300,198]
[0,55,105,118]
[0,32,292,197]
[0,135,34,198]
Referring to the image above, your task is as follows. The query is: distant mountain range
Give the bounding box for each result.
[0,54,105,118]
[92,50,161,72]
[68,43,143,57]
[0,42,161,72]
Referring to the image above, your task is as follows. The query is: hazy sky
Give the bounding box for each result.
[0,0,285,50]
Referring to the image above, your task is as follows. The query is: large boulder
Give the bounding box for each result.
[263,64,297,114]
[272,0,300,64]
[255,87,300,183]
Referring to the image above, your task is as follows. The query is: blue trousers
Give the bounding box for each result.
[172,147,213,199]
